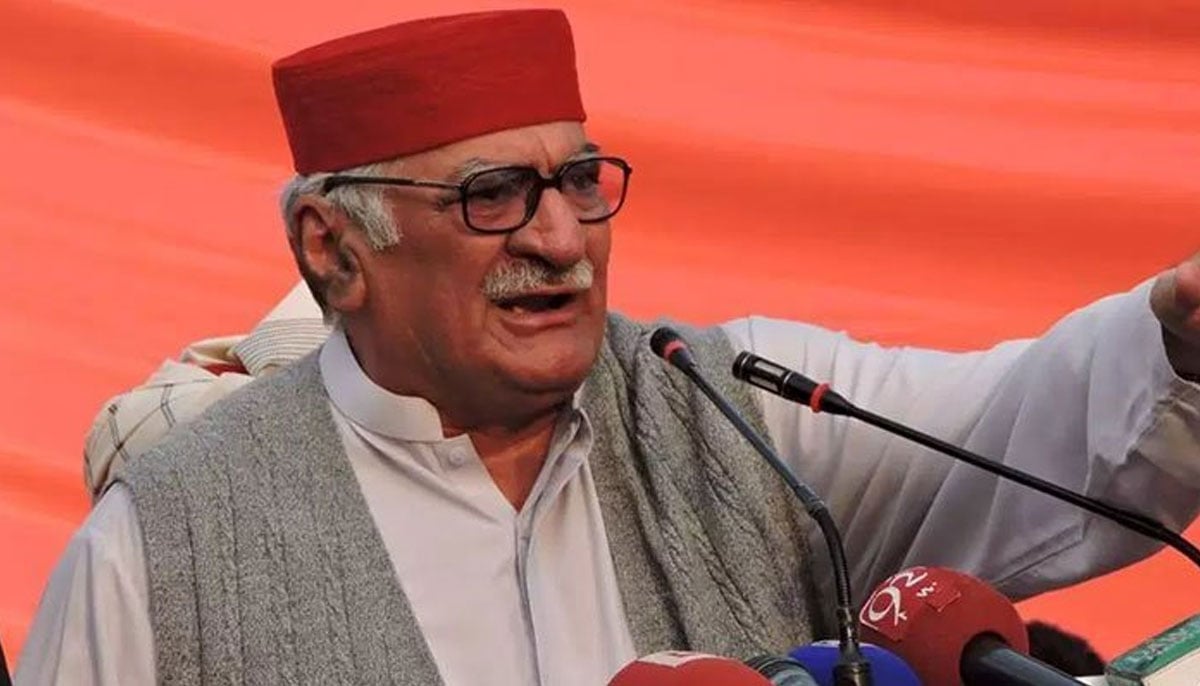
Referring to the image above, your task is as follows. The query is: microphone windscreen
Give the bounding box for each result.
[788,641,921,686]
[649,326,684,360]
[857,567,1027,686]
[608,651,773,685]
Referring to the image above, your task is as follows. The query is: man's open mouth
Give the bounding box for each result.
[493,292,577,314]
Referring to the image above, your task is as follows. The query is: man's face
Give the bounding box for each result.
[355,121,612,423]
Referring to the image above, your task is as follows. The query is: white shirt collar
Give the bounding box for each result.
[319,327,447,442]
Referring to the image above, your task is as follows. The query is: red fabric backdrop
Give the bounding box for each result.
[2,0,1198,663]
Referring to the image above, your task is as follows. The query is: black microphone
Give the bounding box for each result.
[732,351,1200,571]
[650,327,872,686]
[963,635,1082,686]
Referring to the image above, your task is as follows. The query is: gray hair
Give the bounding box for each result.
[279,159,402,251]
[279,158,403,322]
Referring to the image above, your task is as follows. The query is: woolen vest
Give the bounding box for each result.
[118,314,828,685]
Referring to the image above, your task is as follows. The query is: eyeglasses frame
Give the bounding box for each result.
[320,156,632,234]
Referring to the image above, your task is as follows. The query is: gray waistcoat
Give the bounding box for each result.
[118,314,828,685]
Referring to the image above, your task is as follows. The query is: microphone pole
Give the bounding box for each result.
[650,328,872,686]
[732,351,1200,571]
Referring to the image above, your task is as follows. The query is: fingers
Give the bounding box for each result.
[1151,254,1200,333]
[1173,259,1200,327]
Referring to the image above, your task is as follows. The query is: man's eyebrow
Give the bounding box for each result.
[446,142,603,181]
[571,142,602,159]
[446,157,499,182]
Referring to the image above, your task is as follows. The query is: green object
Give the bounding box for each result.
[1107,614,1200,686]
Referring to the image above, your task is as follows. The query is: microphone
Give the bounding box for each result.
[1105,612,1200,685]
[858,566,1078,685]
[650,327,872,686]
[731,351,1200,570]
[608,651,772,685]
[745,655,822,685]
[789,641,921,686]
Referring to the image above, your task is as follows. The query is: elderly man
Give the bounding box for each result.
[17,9,1200,686]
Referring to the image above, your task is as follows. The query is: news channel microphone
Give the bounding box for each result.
[788,641,920,686]
[608,651,772,685]
[650,327,872,686]
[730,351,1200,571]
[858,566,1079,685]
[1106,612,1200,685]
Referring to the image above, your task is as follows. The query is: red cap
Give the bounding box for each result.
[858,567,1029,686]
[608,652,772,685]
[272,10,587,174]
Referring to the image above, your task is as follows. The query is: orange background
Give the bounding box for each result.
[2,0,1199,665]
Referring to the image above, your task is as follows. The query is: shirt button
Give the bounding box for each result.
[447,448,470,468]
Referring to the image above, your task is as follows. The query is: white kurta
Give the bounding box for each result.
[17,282,1200,686]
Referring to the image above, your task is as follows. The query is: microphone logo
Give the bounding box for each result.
[859,567,961,641]
[860,568,928,634]
[637,651,719,668]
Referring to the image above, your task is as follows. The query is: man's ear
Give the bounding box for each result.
[289,197,368,317]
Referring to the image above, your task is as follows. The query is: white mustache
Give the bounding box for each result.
[481,259,594,301]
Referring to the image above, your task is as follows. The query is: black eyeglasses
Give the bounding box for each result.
[322,156,632,234]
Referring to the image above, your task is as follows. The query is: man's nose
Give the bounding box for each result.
[505,188,588,269]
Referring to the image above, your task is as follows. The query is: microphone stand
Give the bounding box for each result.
[652,329,873,686]
[732,351,1200,571]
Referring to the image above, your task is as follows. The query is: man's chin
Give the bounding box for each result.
[494,340,600,395]
[481,310,605,394]
[504,358,593,396]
